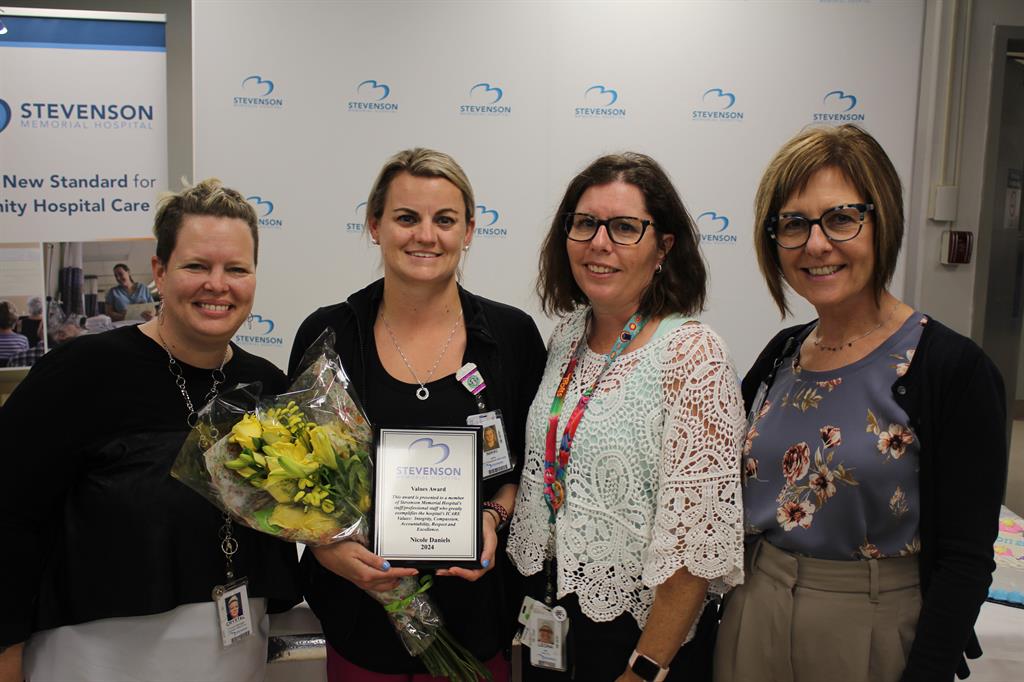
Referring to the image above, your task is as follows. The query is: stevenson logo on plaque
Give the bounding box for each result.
[374,427,482,568]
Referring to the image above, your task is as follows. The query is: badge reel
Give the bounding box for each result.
[517,595,569,671]
[211,521,253,647]
[458,363,514,479]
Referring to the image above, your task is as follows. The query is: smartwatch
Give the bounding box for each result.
[628,650,669,682]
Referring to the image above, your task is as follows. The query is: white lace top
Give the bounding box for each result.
[507,309,745,632]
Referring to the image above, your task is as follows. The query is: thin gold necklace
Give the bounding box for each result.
[812,302,900,352]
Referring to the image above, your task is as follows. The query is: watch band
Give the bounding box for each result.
[628,649,669,682]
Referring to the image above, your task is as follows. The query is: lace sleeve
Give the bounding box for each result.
[642,324,745,595]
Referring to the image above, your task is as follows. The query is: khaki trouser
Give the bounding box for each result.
[714,539,920,682]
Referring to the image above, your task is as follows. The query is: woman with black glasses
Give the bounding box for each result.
[714,125,1007,682]
[507,153,745,681]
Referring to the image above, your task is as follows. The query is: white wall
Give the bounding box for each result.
[192,0,924,372]
[907,0,1024,338]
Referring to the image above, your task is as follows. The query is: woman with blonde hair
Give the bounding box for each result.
[289,148,546,681]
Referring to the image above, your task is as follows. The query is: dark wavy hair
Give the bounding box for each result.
[537,152,706,317]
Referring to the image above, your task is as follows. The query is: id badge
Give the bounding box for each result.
[528,611,567,671]
[213,577,253,647]
[466,409,513,479]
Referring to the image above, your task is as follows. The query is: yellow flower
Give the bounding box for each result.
[321,422,357,460]
[260,478,298,503]
[263,441,317,478]
[229,414,263,451]
[260,416,293,445]
[268,505,338,536]
[309,426,339,470]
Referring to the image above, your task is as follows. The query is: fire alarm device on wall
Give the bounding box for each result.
[940,230,973,265]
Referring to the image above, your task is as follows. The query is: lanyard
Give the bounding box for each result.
[543,312,647,521]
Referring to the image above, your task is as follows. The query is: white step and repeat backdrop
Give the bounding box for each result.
[194,0,924,372]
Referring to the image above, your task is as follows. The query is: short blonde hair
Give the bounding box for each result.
[754,125,904,316]
[153,178,259,265]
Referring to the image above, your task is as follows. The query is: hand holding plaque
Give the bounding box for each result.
[373,427,483,568]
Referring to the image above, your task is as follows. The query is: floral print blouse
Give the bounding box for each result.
[743,314,927,560]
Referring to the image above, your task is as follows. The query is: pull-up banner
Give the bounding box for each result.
[0,8,167,243]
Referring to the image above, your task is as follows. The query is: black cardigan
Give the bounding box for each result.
[743,317,1007,682]
[286,278,547,672]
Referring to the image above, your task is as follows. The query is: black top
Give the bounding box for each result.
[18,317,41,348]
[0,325,301,647]
[744,317,1007,682]
[288,279,547,673]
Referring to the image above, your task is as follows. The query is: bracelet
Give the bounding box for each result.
[482,501,509,531]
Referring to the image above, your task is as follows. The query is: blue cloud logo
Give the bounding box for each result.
[241,75,274,96]
[697,211,730,233]
[702,88,736,110]
[470,82,503,104]
[244,314,275,336]
[476,204,499,226]
[409,437,451,465]
[246,195,274,217]
[824,90,857,112]
[585,84,618,106]
[0,99,10,134]
[358,80,390,101]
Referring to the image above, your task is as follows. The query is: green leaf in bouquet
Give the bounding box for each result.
[253,507,283,534]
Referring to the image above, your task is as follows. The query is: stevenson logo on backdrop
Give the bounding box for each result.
[346,201,367,233]
[234,313,285,347]
[2,96,154,131]
[349,80,397,112]
[473,204,507,238]
[233,75,284,109]
[692,88,744,121]
[813,90,864,122]
[246,195,282,229]
[460,82,510,116]
[697,211,737,244]
[575,84,625,118]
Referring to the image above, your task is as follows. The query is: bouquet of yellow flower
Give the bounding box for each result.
[171,330,491,682]
[171,330,374,545]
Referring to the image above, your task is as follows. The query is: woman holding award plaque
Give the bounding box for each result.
[288,148,546,681]
[506,153,746,681]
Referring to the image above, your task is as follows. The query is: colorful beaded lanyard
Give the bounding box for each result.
[543,312,647,521]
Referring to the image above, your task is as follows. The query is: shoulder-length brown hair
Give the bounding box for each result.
[754,124,904,316]
[537,153,706,318]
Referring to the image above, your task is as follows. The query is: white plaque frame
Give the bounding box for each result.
[373,426,482,568]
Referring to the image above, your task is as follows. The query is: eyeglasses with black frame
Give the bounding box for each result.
[766,203,874,249]
[563,212,653,246]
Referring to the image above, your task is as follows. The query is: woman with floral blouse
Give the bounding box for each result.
[714,125,1008,682]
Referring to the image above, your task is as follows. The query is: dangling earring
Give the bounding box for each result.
[463,245,470,252]
[655,263,663,274]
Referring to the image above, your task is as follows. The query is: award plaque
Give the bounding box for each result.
[373,426,483,568]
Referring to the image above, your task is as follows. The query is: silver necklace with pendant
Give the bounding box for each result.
[380,306,462,401]
[156,328,239,580]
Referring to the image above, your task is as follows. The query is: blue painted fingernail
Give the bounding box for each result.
[382,561,391,571]
[482,559,490,568]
